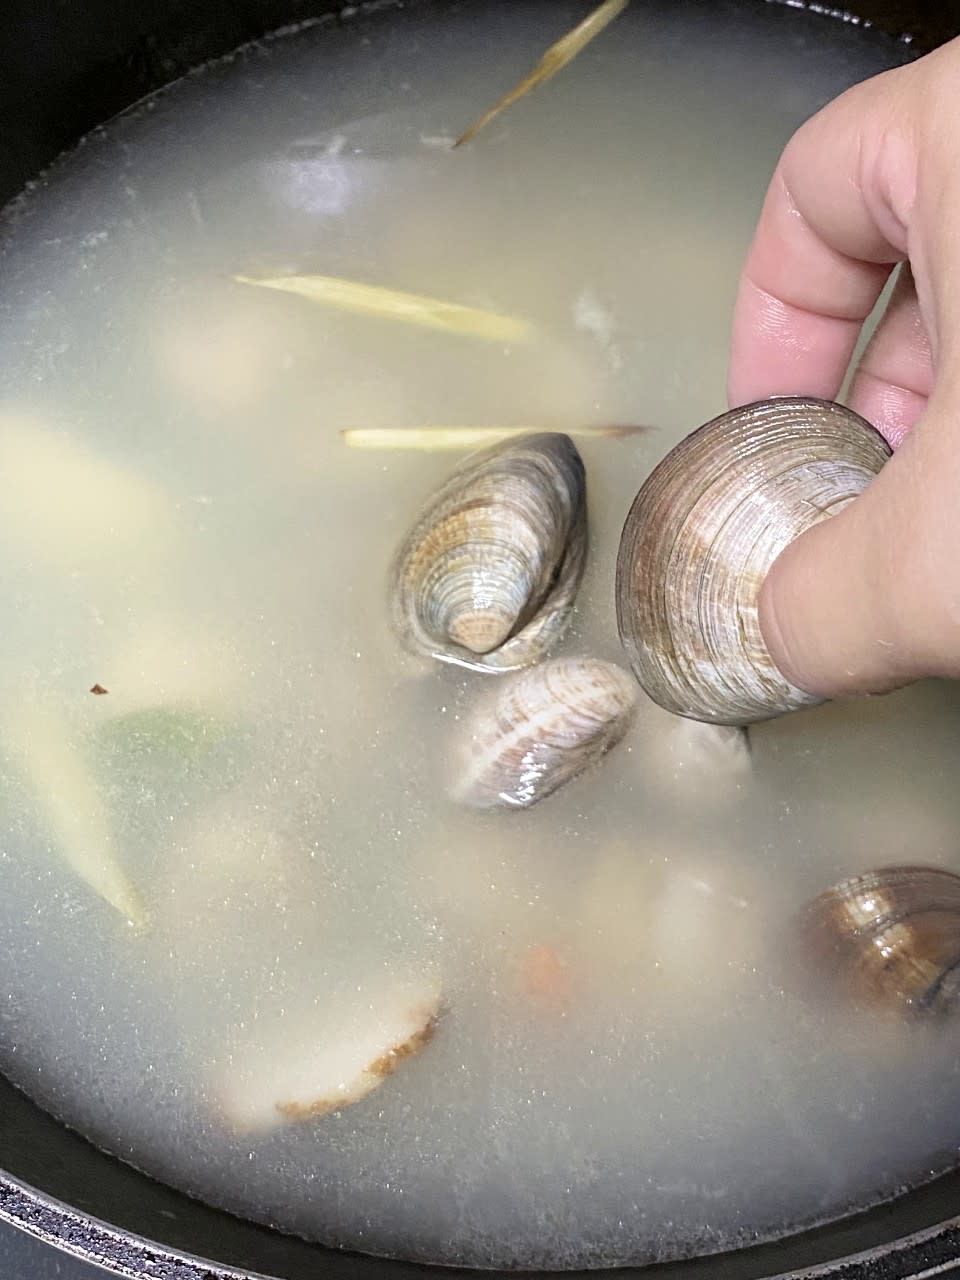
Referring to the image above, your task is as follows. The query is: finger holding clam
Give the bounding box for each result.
[391,433,586,673]
[616,398,891,726]
[452,656,637,810]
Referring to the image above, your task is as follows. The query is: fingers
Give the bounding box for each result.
[735,41,960,703]
[727,275,879,407]
[848,266,933,448]
[759,392,960,699]
[758,459,914,701]
[728,70,912,409]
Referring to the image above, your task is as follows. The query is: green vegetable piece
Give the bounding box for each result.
[93,705,231,766]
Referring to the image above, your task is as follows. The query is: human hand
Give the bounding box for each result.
[727,37,960,702]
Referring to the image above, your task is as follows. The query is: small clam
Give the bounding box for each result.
[799,865,960,1017]
[218,974,442,1133]
[391,433,586,672]
[616,398,891,725]
[452,656,636,809]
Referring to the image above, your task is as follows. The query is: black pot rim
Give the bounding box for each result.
[3,1161,960,1280]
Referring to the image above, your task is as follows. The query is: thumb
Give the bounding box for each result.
[758,406,960,700]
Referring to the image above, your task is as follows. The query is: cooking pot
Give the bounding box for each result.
[2,1,960,1276]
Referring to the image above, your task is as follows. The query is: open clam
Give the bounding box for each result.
[616,398,891,725]
[391,433,586,672]
[798,865,960,1018]
[453,656,636,809]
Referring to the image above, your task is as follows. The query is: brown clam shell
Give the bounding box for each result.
[615,398,890,725]
[799,865,960,1017]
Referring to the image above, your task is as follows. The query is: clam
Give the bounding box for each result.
[452,656,636,809]
[391,433,587,672]
[616,398,891,725]
[218,973,442,1133]
[798,865,960,1017]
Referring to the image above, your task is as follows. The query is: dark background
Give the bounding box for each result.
[0,0,959,207]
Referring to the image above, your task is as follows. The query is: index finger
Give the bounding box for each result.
[727,69,913,409]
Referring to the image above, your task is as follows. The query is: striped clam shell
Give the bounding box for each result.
[615,398,890,725]
[453,657,637,809]
[391,433,586,673]
[798,865,960,1018]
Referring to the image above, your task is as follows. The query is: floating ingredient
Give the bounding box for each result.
[341,424,647,451]
[641,703,750,807]
[234,273,531,343]
[454,0,631,147]
[798,865,960,1018]
[218,975,442,1133]
[391,433,587,672]
[453,657,637,809]
[3,700,146,927]
[616,398,890,726]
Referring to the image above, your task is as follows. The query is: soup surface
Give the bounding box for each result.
[0,0,954,1269]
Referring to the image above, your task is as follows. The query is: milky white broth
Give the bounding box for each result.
[0,0,953,1269]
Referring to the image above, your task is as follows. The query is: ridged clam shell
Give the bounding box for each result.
[799,865,960,1017]
[391,433,586,673]
[615,398,891,725]
[453,657,637,809]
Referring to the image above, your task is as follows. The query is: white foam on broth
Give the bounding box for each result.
[0,0,954,1269]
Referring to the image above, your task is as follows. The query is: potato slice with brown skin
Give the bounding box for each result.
[218,975,442,1134]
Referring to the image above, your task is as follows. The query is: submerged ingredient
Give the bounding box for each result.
[0,1,944,1272]
[454,0,630,147]
[234,272,533,341]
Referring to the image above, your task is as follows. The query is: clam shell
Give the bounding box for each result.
[453,656,637,809]
[391,433,586,672]
[799,865,960,1017]
[615,398,891,725]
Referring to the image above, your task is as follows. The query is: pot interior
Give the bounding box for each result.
[2,2,960,1278]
